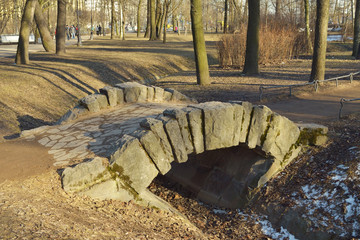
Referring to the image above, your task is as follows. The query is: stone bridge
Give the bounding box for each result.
[22,82,328,210]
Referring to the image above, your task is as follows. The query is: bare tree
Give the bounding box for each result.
[223,0,228,33]
[149,0,156,40]
[15,0,37,64]
[310,0,330,81]
[190,0,210,85]
[56,0,66,55]
[304,0,313,53]
[144,0,150,37]
[111,0,115,39]
[243,0,260,75]
[34,1,55,52]
[137,0,142,37]
[353,0,360,57]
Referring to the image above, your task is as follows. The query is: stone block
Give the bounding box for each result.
[297,123,328,146]
[163,90,172,101]
[79,94,108,113]
[231,103,245,145]
[262,114,300,160]
[194,102,237,151]
[153,87,165,102]
[80,178,135,201]
[230,101,253,143]
[100,86,118,107]
[133,130,172,175]
[161,116,188,163]
[109,134,159,193]
[140,118,174,163]
[61,157,111,193]
[165,88,191,102]
[184,107,204,154]
[247,105,272,149]
[163,108,194,154]
[147,87,155,101]
[115,82,148,103]
[116,88,124,104]
[56,105,89,125]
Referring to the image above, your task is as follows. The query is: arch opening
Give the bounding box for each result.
[153,144,274,209]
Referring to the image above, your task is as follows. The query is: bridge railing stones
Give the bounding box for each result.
[61,98,328,210]
[54,82,195,126]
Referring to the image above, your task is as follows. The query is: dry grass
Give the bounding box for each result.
[217,25,301,68]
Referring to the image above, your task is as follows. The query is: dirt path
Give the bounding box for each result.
[266,83,360,123]
[0,139,52,183]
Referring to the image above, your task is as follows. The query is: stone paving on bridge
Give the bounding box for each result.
[23,102,186,167]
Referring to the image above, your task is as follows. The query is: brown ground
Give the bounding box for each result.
[0,33,359,239]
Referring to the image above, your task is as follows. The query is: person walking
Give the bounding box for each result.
[70,25,76,39]
[65,25,70,40]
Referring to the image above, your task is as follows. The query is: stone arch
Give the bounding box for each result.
[61,99,328,209]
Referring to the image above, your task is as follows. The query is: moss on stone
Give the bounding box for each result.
[107,164,141,201]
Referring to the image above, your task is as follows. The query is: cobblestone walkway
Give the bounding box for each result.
[23,102,185,167]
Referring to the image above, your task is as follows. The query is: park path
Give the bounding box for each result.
[266,84,360,123]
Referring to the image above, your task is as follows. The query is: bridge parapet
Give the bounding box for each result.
[61,88,328,209]
[56,82,195,125]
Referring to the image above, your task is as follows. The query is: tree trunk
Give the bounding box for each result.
[149,0,156,40]
[144,0,150,37]
[242,0,247,22]
[15,0,37,65]
[111,0,115,39]
[304,0,313,54]
[243,0,260,75]
[155,0,162,38]
[163,0,169,43]
[34,1,55,52]
[158,1,166,39]
[137,0,142,37]
[275,0,281,19]
[310,0,330,82]
[190,0,210,85]
[56,0,66,55]
[353,0,360,56]
[224,0,228,33]
[121,1,126,40]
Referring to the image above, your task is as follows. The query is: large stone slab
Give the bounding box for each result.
[79,94,108,113]
[297,123,328,146]
[109,134,159,193]
[194,102,237,151]
[231,103,245,145]
[165,88,192,102]
[233,101,253,143]
[56,105,89,125]
[115,82,148,103]
[163,108,194,154]
[100,86,124,107]
[262,114,300,160]
[80,178,135,201]
[133,130,172,175]
[61,157,111,193]
[147,86,155,101]
[161,116,188,163]
[247,105,272,149]
[140,118,174,163]
[153,87,165,102]
[184,107,204,154]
